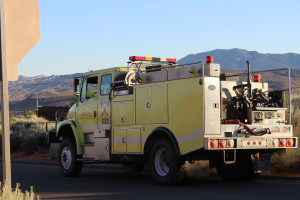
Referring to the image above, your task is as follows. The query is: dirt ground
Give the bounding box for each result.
[10,150,56,164]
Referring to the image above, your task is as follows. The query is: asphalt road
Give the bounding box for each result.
[1,162,300,200]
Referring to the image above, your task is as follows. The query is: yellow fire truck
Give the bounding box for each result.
[50,56,298,184]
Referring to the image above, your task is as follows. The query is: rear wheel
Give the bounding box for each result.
[216,151,255,181]
[58,139,83,177]
[149,139,185,185]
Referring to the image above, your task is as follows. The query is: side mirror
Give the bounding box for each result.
[74,78,80,92]
[74,78,81,101]
[74,92,80,101]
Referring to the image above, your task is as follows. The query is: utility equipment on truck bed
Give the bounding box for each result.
[50,55,297,184]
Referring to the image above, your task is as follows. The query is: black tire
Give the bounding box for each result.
[149,139,185,185]
[58,139,83,177]
[216,151,255,181]
[121,162,145,174]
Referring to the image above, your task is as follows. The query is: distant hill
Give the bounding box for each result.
[8,73,83,102]
[178,48,300,71]
[8,73,82,113]
[10,94,74,112]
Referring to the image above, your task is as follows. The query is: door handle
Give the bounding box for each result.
[94,111,97,118]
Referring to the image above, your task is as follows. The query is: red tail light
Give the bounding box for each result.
[219,139,227,148]
[279,139,287,147]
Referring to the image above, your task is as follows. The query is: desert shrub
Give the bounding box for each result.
[9,115,49,156]
[270,94,300,171]
[0,181,39,200]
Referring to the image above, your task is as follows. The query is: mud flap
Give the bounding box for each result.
[185,160,210,177]
[251,153,270,173]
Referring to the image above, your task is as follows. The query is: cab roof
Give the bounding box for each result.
[81,67,127,77]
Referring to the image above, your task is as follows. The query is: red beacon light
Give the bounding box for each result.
[206,56,213,64]
[254,74,261,82]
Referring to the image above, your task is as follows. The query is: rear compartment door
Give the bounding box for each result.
[204,77,221,135]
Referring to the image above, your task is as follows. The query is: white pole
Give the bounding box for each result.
[0,0,12,187]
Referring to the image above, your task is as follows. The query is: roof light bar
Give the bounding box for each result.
[129,56,177,63]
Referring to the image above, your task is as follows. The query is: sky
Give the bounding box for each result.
[18,0,300,77]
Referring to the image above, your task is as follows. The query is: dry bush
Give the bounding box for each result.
[7,115,49,155]
[0,182,39,200]
[270,95,300,171]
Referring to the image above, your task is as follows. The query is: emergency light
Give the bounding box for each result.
[206,56,213,63]
[129,56,177,63]
[253,74,261,82]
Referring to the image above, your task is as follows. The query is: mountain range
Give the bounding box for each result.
[8,48,300,112]
[178,48,300,71]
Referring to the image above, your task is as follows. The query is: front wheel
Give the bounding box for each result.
[58,139,83,177]
[149,139,185,185]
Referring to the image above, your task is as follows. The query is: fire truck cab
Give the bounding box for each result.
[51,56,298,184]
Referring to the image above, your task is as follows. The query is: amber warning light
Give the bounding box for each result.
[206,56,213,63]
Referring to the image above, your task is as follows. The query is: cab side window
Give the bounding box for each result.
[101,74,112,95]
[81,76,98,101]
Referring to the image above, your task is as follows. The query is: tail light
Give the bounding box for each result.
[210,139,235,149]
[227,139,235,148]
[272,139,279,147]
[287,138,294,147]
[219,139,226,148]
[210,140,218,148]
[279,139,287,147]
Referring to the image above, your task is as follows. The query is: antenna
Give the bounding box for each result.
[88,45,90,70]
[105,30,108,68]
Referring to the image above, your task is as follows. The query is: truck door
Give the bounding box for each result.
[76,76,99,134]
[97,74,112,133]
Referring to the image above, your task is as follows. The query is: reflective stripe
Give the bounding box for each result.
[99,125,111,130]
[81,124,98,131]
[176,129,204,144]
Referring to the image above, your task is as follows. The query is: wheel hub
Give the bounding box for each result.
[154,148,170,176]
[61,147,72,170]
